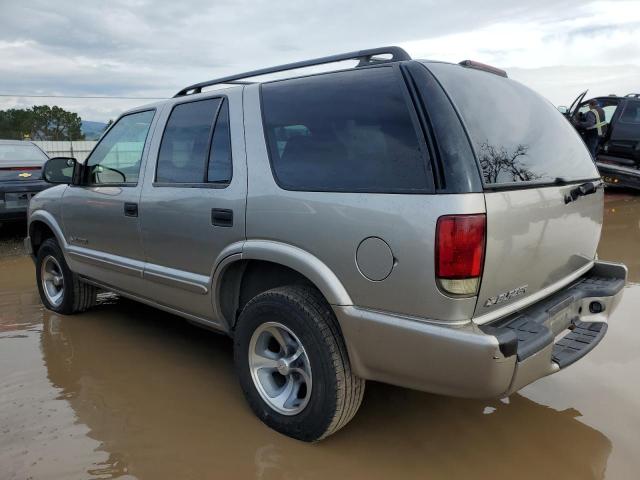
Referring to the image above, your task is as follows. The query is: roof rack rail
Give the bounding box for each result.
[174,46,411,97]
[625,93,640,98]
[458,60,508,78]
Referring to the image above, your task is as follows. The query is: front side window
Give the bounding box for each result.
[261,67,431,193]
[156,97,232,184]
[86,110,155,185]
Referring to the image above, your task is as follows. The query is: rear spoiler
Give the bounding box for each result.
[459,60,508,78]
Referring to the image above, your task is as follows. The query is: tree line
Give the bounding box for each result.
[0,105,84,141]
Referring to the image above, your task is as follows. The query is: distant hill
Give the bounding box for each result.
[81,120,108,140]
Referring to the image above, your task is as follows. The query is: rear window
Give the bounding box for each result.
[261,67,432,193]
[0,144,48,164]
[428,63,599,186]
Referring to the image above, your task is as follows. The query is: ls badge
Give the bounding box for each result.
[484,285,528,307]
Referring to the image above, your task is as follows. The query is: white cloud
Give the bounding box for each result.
[401,1,640,104]
[0,0,638,120]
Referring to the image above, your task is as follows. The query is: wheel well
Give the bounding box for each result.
[219,260,320,330]
[29,221,56,255]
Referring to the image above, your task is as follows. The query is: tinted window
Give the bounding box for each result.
[87,110,155,185]
[620,101,640,124]
[261,67,431,192]
[157,99,221,183]
[207,100,232,183]
[428,63,599,186]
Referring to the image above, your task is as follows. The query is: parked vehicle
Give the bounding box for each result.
[560,92,640,189]
[26,47,627,442]
[0,140,50,223]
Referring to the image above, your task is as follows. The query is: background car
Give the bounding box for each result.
[0,140,51,223]
[560,92,640,189]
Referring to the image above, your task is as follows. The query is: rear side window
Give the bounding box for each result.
[208,100,232,183]
[428,63,599,186]
[620,101,640,124]
[261,67,432,193]
[156,98,232,184]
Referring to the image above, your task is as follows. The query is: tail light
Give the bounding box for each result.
[435,214,486,296]
[0,166,41,171]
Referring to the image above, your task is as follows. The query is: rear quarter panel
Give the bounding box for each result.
[243,84,484,322]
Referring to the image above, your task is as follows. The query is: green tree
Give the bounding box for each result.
[0,105,85,140]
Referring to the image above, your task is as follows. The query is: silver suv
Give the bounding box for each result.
[26,47,627,441]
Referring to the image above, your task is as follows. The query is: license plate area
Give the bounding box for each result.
[546,296,577,336]
[4,192,34,209]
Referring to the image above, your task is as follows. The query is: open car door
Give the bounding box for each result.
[568,90,588,118]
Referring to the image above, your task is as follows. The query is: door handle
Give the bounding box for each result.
[211,208,233,227]
[124,202,138,217]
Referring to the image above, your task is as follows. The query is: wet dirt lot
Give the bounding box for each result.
[1,192,639,480]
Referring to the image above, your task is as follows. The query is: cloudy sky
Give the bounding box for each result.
[1,0,638,122]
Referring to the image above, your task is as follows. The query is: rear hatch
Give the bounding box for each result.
[426,63,602,320]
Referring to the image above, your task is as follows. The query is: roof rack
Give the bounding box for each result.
[458,60,508,78]
[625,93,640,98]
[174,46,411,97]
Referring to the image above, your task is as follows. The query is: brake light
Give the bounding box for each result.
[435,214,486,296]
[0,166,41,171]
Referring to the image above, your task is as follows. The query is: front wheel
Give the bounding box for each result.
[234,285,365,442]
[35,238,97,314]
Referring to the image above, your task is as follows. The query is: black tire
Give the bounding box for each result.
[35,238,97,314]
[234,285,365,442]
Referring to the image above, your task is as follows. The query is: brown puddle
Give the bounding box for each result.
[1,192,639,480]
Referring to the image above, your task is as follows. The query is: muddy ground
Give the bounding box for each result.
[1,192,639,480]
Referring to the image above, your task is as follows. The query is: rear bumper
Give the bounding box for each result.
[335,260,627,398]
[596,161,640,189]
[0,181,50,220]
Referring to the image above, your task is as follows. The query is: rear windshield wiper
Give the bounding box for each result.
[564,180,602,204]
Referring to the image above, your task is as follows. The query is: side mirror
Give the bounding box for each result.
[42,157,77,184]
[557,106,568,114]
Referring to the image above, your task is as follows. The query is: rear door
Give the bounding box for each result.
[138,89,246,321]
[427,63,602,321]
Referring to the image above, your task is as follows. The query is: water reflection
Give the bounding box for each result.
[36,298,612,480]
[2,191,640,479]
[479,142,542,184]
[600,192,640,282]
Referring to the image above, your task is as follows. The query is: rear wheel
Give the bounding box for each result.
[36,238,97,314]
[234,285,365,442]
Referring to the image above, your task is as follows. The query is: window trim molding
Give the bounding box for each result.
[85,108,157,188]
[258,64,436,194]
[153,95,233,188]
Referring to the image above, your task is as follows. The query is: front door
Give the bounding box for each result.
[62,109,158,294]
[138,90,246,322]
